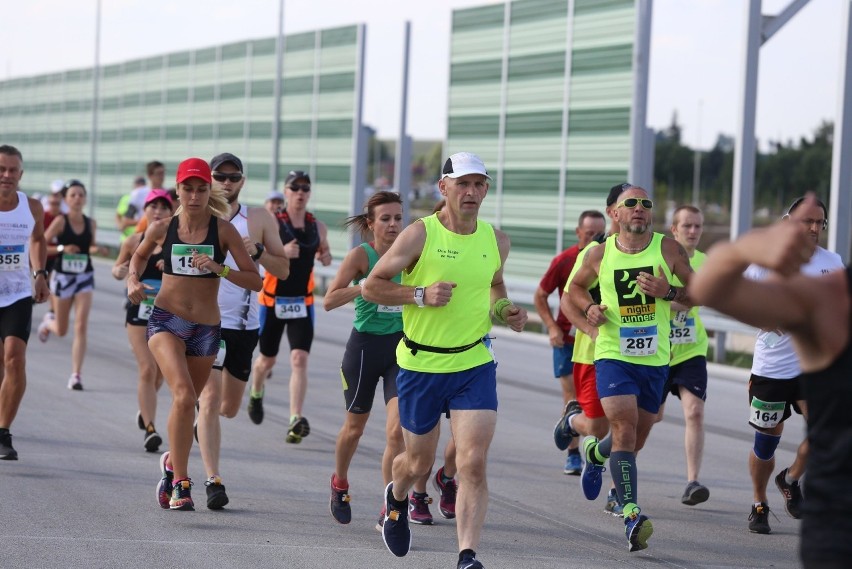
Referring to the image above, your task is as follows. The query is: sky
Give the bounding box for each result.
[1,0,845,151]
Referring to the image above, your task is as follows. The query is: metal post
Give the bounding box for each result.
[731,0,761,240]
[348,25,367,249]
[829,0,852,263]
[87,0,101,219]
[494,0,511,229]
[270,0,285,189]
[555,0,576,253]
[394,22,413,227]
[692,100,702,206]
[629,0,653,189]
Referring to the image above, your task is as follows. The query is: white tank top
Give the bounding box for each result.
[0,192,36,307]
[747,246,845,378]
[218,204,259,330]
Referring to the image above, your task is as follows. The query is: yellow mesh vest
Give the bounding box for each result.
[669,250,708,365]
[397,214,500,373]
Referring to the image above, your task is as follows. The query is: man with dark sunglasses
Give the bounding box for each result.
[195,152,290,509]
[567,184,694,552]
[250,170,332,444]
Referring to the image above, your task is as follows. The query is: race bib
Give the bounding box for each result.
[213,340,226,367]
[669,316,696,345]
[619,325,658,356]
[275,296,307,320]
[0,244,25,271]
[61,253,88,274]
[749,396,784,429]
[137,298,155,320]
[377,304,402,313]
[170,244,214,275]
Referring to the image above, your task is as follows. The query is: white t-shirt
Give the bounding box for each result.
[747,246,845,378]
[127,186,152,221]
[217,204,259,330]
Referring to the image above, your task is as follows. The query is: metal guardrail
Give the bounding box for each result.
[314,263,756,364]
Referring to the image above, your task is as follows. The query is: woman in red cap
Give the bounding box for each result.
[127,158,261,511]
[112,189,174,454]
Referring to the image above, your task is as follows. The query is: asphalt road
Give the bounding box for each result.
[0,259,805,569]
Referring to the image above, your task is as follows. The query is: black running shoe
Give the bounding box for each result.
[205,476,229,510]
[553,399,581,451]
[681,481,709,506]
[286,416,310,444]
[0,431,18,461]
[458,557,484,569]
[381,482,411,557]
[329,475,352,524]
[774,469,803,519]
[143,427,162,453]
[247,395,264,425]
[748,502,771,534]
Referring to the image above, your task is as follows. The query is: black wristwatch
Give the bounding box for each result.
[251,242,264,261]
[32,269,49,279]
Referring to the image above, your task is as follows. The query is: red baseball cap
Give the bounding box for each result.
[175,157,212,184]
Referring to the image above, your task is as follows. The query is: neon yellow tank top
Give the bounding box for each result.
[397,214,500,373]
[594,233,673,366]
[669,249,708,365]
[565,243,599,365]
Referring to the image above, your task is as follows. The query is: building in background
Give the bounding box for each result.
[446,0,650,282]
[0,24,365,254]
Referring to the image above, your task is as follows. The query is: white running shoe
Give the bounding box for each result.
[67,373,83,391]
[37,312,55,343]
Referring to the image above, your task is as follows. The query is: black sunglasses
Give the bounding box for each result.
[212,172,243,183]
[617,197,653,210]
[288,184,311,193]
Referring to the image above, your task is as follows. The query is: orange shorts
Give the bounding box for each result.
[573,362,605,419]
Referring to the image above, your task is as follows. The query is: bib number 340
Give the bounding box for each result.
[275,296,306,320]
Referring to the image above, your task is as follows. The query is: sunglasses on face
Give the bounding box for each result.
[212,172,243,183]
[617,198,653,210]
[288,184,311,193]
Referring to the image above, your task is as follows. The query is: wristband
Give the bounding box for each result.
[663,286,677,301]
[492,297,512,324]
[583,302,596,317]
[413,286,426,307]
[32,269,49,279]
[217,265,231,279]
[251,242,264,261]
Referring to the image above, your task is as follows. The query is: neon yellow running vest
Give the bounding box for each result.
[565,243,600,365]
[669,249,708,365]
[397,214,500,373]
[594,233,673,366]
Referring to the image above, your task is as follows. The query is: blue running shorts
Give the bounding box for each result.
[594,358,668,414]
[552,344,574,378]
[397,361,498,435]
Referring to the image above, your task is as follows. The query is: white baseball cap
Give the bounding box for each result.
[441,152,490,180]
[50,179,65,193]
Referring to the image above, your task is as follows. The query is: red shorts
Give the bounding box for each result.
[573,363,605,419]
